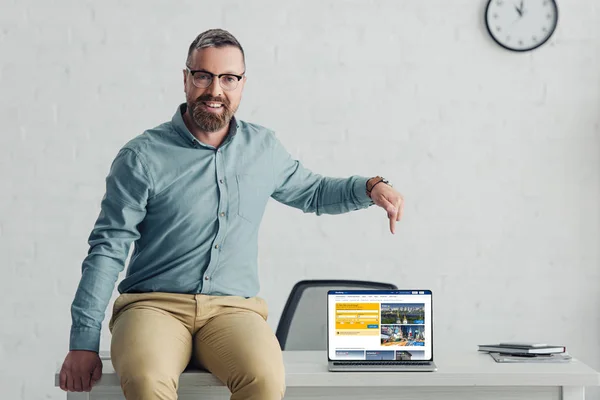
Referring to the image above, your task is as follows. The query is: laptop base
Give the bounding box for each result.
[328,361,437,372]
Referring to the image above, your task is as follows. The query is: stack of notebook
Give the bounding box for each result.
[478,342,571,363]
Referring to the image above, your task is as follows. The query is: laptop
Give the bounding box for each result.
[327,289,437,372]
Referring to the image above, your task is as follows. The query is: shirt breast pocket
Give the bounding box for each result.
[236,174,271,224]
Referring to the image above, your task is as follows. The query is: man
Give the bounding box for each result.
[59,29,404,400]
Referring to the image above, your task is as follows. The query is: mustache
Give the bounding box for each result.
[194,95,230,108]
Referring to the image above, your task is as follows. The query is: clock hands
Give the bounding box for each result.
[514,0,524,17]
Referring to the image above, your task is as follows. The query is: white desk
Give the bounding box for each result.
[55,350,600,400]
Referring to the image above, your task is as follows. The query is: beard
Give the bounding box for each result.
[188,95,237,133]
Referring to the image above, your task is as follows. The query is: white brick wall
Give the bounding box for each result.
[1,0,599,399]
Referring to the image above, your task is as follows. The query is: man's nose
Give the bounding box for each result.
[206,77,223,97]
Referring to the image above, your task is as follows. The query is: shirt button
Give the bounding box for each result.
[205,276,209,280]
[220,212,225,217]
[219,179,224,184]
[214,244,219,249]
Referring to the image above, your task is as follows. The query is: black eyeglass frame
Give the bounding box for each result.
[185,67,245,90]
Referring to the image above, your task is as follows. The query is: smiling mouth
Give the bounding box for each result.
[202,102,224,109]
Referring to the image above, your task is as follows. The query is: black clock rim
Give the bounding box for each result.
[484,0,559,52]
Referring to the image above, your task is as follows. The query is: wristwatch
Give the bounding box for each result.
[366,176,391,198]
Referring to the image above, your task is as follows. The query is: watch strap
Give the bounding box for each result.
[366,176,389,197]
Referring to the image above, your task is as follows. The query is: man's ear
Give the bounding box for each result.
[183,69,188,91]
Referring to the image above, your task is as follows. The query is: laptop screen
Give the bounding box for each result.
[327,290,433,361]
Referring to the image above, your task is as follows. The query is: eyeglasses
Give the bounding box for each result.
[186,67,245,91]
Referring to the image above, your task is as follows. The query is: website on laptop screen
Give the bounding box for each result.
[328,290,432,361]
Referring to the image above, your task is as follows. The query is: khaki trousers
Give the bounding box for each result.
[108,292,286,400]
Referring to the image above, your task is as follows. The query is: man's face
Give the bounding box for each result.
[183,46,246,133]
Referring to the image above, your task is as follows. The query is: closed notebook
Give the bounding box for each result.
[478,344,565,354]
[490,352,572,363]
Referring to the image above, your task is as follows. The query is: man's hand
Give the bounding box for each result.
[59,350,103,392]
[368,178,404,234]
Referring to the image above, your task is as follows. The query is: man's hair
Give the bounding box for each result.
[186,29,245,69]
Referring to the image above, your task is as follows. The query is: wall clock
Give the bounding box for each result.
[485,0,558,52]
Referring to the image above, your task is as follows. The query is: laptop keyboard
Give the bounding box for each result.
[333,361,431,366]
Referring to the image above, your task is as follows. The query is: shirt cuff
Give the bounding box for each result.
[353,176,375,207]
[69,327,101,353]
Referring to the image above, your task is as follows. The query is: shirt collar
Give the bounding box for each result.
[172,103,239,148]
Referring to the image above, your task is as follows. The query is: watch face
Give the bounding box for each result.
[485,0,558,52]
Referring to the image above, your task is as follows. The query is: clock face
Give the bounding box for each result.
[485,0,558,52]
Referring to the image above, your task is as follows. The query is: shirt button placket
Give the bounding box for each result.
[205,148,227,293]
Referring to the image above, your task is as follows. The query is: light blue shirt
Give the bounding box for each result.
[70,104,374,352]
